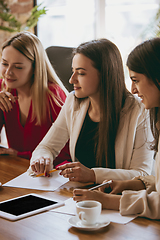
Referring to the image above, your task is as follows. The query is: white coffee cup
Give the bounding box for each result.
[76,200,102,226]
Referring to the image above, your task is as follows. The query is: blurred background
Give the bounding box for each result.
[37,0,160,89]
[0,0,160,89]
[0,0,160,145]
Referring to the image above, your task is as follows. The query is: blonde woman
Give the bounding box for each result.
[0,31,70,163]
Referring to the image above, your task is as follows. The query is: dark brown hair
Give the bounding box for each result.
[73,39,132,168]
[127,38,160,151]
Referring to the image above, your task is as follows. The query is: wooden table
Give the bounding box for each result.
[0,155,160,240]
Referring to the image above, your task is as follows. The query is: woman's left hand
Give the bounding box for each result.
[73,188,120,210]
[73,188,104,203]
[57,162,96,183]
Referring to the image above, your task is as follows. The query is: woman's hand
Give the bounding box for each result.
[0,147,18,156]
[99,179,146,194]
[0,91,17,112]
[73,188,120,210]
[57,162,96,183]
[30,157,52,176]
[99,180,127,194]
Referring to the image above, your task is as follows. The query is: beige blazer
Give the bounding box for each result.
[120,128,160,219]
[30,92,154,183]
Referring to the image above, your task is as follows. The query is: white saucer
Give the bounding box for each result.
[0,182,1,187]
[68,215,110,231]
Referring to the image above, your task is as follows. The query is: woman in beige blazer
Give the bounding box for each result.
[73,38,160,219]
[30,39,154,184]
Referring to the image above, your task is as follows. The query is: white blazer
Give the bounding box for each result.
[120,132,160,219]
[30,92,154,183]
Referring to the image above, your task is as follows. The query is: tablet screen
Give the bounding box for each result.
[0,195,57,216]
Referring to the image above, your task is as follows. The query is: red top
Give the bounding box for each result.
[0,80,71,164]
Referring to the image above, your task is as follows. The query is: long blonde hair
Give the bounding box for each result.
[2,31,68,125]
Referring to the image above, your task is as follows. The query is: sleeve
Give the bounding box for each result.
[134,175,156,193]
[120,140,160,219]
[30,93,71,167]
[120,189,160,219]
[53,140,71,168]
[92,106,154,183]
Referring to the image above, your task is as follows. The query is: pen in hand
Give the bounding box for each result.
[35,169,57,177]
[88,180,112,191]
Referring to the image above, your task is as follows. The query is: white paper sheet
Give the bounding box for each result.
[3,171,69,191]
[51,198,137,224]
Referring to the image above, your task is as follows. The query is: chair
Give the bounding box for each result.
[46,46,74,92]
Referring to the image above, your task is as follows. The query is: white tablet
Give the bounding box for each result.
[0,193,64,221]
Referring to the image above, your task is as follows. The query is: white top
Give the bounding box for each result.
[30,92,154,183]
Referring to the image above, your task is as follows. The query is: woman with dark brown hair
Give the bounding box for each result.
[73,38,160,219]
[30,38,153,183]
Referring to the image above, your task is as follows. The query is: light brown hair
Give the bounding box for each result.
[2,31,68,125]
